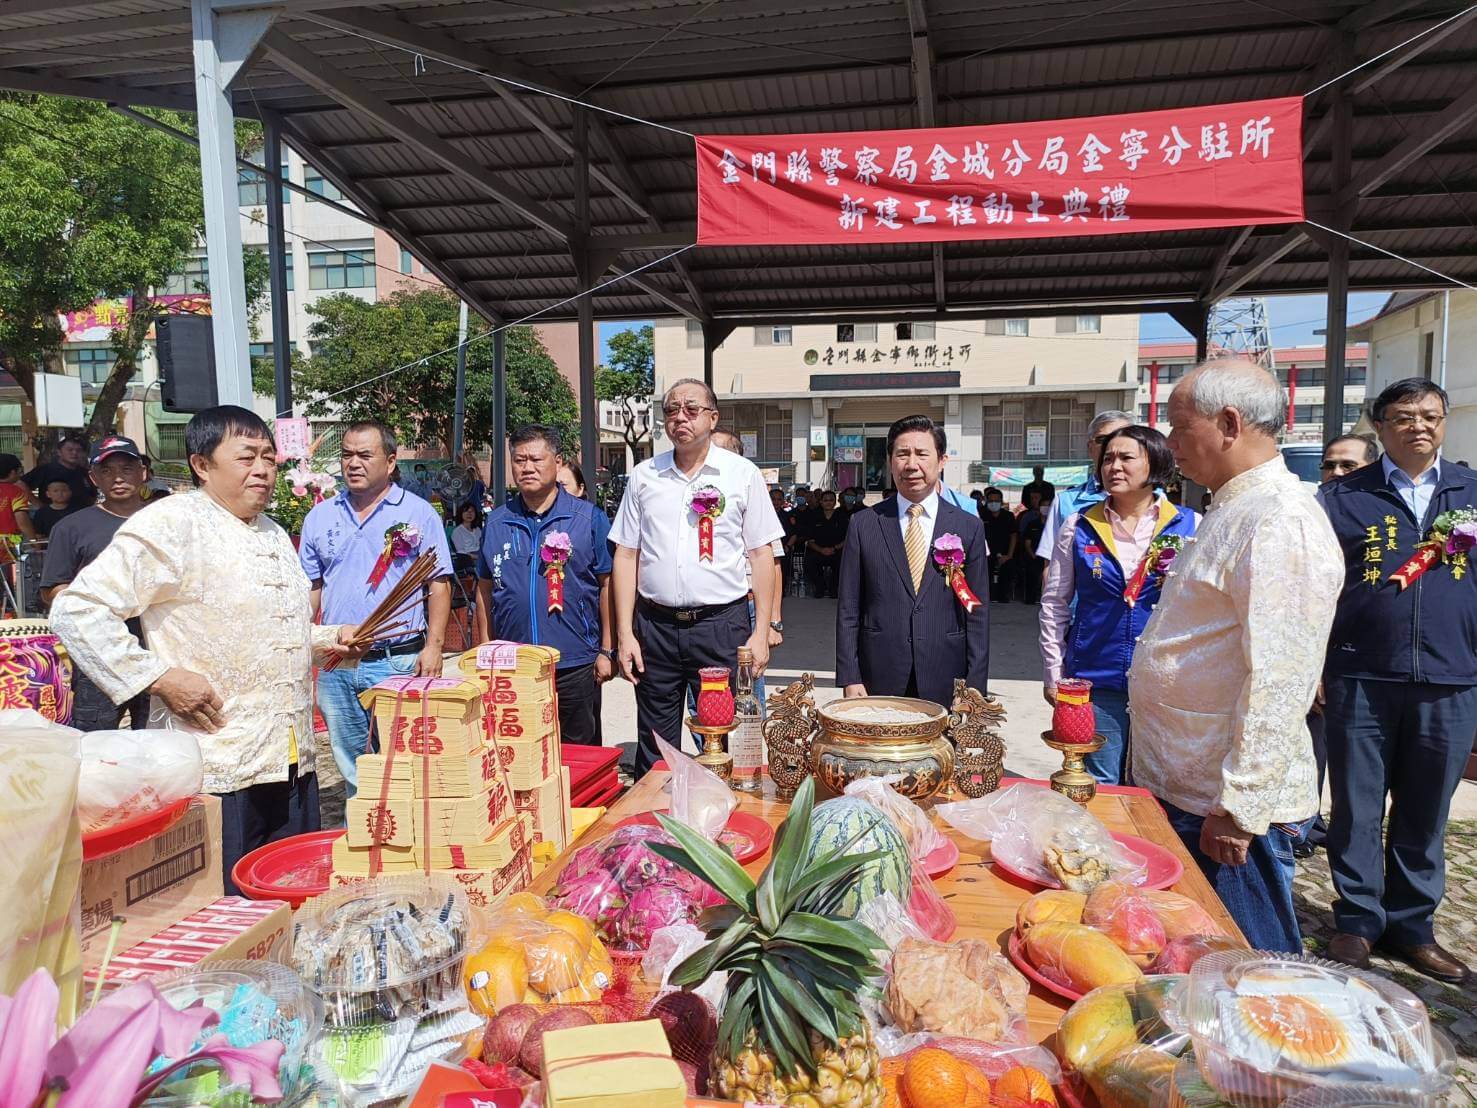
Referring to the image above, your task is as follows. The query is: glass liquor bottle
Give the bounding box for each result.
[730,647,764,792]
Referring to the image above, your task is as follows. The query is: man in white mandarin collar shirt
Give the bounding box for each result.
[610,378,784,777]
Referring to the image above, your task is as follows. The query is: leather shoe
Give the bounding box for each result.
[1375,939,1472,985]
[1326,932,1372,970]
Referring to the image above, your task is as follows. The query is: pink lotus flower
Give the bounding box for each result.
[540,531,573,564]
[931,532,965,566]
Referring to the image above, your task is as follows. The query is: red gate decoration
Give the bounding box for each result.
[696,96,1303,247]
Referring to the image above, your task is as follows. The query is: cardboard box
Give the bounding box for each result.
[542,1019,684,1108]
[83,896,291,992]
[80,794,223,963]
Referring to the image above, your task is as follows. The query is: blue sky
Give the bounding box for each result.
[601,292,1395,359]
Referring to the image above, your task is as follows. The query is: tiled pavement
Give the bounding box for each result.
[1295,821,1477,1101]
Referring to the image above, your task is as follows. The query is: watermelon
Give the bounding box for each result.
[803,797,912,917]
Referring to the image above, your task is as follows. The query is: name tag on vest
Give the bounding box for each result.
[1083,543,1105,555]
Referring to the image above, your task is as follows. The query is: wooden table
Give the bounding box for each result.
[531,772,1244,1046]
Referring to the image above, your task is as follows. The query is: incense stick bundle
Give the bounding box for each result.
[324,552,441,670]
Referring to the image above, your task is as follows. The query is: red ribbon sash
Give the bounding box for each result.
[1123,559,1152,607]
[547,564,565,613]
[1390,543,1441,590]
[367,550,393,589]
[698,515,715,561]
[946,565,982,612]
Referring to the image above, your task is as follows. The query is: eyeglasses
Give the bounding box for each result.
[662,402,717,420]
[1320,459,1362,473]
[1381,412,1445,430]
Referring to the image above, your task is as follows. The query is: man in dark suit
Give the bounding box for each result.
[836,414,990,704]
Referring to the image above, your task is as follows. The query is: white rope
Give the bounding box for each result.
[1303,219,1477,291]
[299,16,697,138]
[276,243,696,418]
[1305,4,1477,97]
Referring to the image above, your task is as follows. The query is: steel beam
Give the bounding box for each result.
[1339,83,1477,206]
[260,29,574,242]
[1349,7,1477,95]
[263,114,293,414]
[573,108,599,472]
[0,68,195,110]
[904,0,947,312]
[1208,227,1308,303]
[1324,37,1355,446]
[1340,0,1430,33]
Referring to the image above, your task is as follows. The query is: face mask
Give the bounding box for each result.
[986,501,1003,513]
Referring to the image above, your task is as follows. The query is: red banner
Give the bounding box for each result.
[696,97,1303,247]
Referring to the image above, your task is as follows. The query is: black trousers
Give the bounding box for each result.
[804,551,841,598]
[556,663,599,746]
[633,598,752,778]
[71,667,151,732]
[218,767,319,897]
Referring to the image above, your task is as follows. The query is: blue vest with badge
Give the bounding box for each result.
[480,490,610,669]
[1064,499,1197,692]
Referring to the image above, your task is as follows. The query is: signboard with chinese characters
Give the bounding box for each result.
[697,96,1302,246]
[833,432,864,463]
[1025,425,1048,456]
[58,294,212,343]
[275,417,312,460]
[811,371,960,392]
[806,341,971,369]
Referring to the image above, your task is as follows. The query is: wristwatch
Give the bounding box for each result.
[769,620,784,632]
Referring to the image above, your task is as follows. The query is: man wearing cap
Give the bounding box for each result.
[40,435,155,730]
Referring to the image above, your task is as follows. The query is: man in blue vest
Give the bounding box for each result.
[475,424,614,745]
[1319,378,1476,984]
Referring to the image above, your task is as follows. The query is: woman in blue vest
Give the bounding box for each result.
[1039,425,1198,784]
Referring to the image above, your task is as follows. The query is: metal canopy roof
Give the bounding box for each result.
[2,0,1475,329]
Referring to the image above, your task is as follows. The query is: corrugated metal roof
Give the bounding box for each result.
[0,0,1473,324]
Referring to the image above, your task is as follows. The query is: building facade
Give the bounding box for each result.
[1136,341,1369,443]
[653,314,1139,493]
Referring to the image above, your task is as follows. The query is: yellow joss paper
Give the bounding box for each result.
[542,1019,685,1108]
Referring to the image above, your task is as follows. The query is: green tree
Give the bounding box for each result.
[595,323,655,459]
[0,95,265,451]
[281,289,579,454]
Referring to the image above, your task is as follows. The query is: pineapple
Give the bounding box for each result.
[652,778,887,1108]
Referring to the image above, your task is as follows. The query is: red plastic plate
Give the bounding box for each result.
[231,829,345,908]
[614,808,774,864]
[992,831,1183,892]
[1006,929,1085,1003]
[921,837,960,878]
[81,797,193,862]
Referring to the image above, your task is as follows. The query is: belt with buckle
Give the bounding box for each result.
[362,632,427,660]
[638,597,746,625]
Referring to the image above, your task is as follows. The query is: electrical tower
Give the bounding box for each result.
[1206,297,1273,367]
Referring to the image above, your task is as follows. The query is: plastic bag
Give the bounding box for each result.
[1082,883,1167,968]
[1056,974,1189,1108]
[937,781,1147,889]
[843,774,946,859]
[857,892,928,958]
[464,893,615,1012]
[548,825,723,953]
[882,936,1029,1043]
[76,727,203,834]
[0,710,84,1024]
[657,734,735,839]
[879,1036,1063,1086]
[641,922,727,1011]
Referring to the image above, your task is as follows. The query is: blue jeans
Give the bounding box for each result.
[1160,798,1303,953]
[317,652,417,802]
[1085,686,1130,785]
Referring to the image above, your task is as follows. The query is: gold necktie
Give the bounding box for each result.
[904,502,926,592]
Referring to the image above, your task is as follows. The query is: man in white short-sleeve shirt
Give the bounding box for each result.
[611,378,784,777]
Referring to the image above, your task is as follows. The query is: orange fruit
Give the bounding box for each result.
[902,1048,969,1108]
[881,1072,906,1108]
[994,1065,1058,1107]
[962,1089,989,1108]
[963,1065,991,1099]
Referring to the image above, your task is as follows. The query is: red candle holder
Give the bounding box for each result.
[1052,677,1096,744]
[695,666,735,727]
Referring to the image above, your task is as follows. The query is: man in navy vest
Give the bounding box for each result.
[475,424,614,745]
[836,414,989,704]
[1319,378,1476,984]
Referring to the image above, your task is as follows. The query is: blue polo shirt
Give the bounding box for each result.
[299,484,453,637]
[477,489,613,670]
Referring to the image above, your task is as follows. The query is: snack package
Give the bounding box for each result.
[843,776,954,941]
[656,735,736,839]
[1022,922,1143,994]
[548,825,723,954]
[77,727,203,833]
[882,936,1029,1042]
[856,892,928,960]
[463,893,615,1012]
[1082,883,1167,968]
[0,710,83,1024]
[937,782,1147,890]
[1056,975,1189,1108]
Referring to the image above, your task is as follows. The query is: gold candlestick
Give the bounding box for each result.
[689,716,736,783]
[1040,730,1105,805]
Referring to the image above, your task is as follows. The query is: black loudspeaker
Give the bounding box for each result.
[157,314,219,413]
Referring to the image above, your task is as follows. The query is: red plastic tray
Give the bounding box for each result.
[993,832,1184,892]
[231,829,345,908]
[81,797,193,862]
[577,779,624,809]
[1006,929,1086,1003]
[921,838,959,878]
[614,808,774,864]
[562,744,620,790]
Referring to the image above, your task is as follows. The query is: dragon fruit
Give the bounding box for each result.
[550,868,624,929]
[562,842,606,880]
[614,883,702,951]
